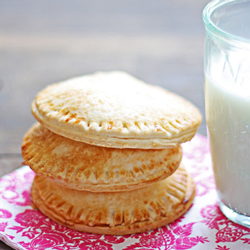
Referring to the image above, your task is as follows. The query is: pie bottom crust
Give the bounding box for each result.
[31,166,195,235]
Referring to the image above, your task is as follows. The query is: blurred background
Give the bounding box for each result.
[0,1,208,168]
[0,1,209,248]
[0,0,208,155]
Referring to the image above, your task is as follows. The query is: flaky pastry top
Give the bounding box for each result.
[32,71,202,148]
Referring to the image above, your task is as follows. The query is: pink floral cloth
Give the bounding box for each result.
[1,134,250,250]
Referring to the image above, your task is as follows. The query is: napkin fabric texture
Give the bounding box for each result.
[1,134,250,250]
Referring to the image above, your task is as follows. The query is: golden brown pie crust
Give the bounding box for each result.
[32,71,202,148]
[31,165,195,235]
[22,123,182,192]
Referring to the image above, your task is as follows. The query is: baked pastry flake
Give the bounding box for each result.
[22,123,182,192]
[32,71,202,148]
[31,165,195,235]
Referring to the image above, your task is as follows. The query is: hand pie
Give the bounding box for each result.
[22,123,182,192]
[31,165,195,235]
[32,71,202,148]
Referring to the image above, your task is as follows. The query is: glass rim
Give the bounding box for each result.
[203,0,250,49]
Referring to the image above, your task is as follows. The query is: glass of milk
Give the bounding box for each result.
[203,0,250,227]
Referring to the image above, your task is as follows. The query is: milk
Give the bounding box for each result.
[205,71,250,215]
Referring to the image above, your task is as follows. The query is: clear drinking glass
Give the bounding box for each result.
[203,0,250,227]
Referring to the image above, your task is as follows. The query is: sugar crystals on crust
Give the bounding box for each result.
[32,71,202,148]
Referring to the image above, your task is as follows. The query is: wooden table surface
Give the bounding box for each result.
[0,0,209,249]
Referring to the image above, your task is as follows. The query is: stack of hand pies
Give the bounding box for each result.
[22,71,202,235]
